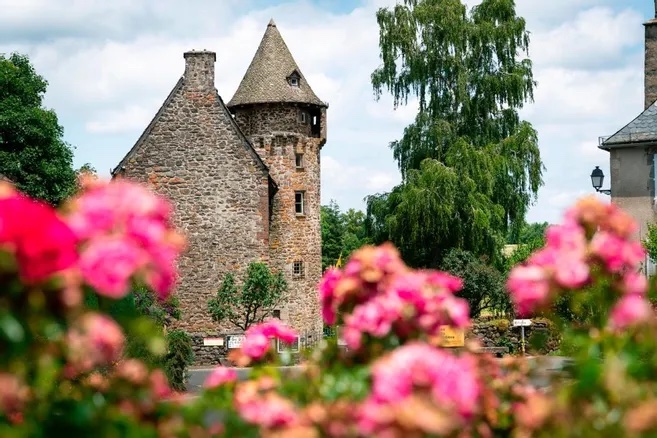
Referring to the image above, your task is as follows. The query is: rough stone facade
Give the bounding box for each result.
[232,102,326,339]
[113,21,328,363]
[114,51,272,333]
[646,18,657,109]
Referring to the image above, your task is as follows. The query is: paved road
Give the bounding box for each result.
[187,356,574,394]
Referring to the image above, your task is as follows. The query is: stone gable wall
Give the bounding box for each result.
[118,71,271,333]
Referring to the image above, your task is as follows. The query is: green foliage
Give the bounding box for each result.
[0,53,77,205]
[365,0,544,267]
[508,221,549,245]
[440,248,511,318]
[643,223,657,264]
[163,329,194,392]
[208,262,287,331]
[321,200,371,270]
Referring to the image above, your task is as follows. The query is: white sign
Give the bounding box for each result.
[227,335,245,349]
[277,336,300,353]
[513,319,532,327]
[203,337,224,347]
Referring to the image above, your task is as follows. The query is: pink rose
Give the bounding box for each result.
[79,236,147,299]
[204,366,238,389]
[609,294,653,330]
[507,265,551,316]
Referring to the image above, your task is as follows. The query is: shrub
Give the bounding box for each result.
[163,329,195,392]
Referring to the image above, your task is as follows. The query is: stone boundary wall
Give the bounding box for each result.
[467,318,560,355]
[189,318,561,366]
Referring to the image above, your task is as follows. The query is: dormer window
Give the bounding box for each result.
[288,71,301,87]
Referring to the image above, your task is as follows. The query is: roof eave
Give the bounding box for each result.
[227,99,328,110]
[600,138,657,151]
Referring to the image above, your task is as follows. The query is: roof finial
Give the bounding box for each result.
[268,18,276,27]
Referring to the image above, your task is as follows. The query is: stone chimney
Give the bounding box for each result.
[183,50,216,91]
[644,3,657,108]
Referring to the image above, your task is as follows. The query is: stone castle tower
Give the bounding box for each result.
[112,20,326,361]
[228,19,327,337]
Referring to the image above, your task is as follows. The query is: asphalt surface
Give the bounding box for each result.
[186,356,574,394]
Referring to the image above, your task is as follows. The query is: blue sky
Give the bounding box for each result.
[0,0,653,224]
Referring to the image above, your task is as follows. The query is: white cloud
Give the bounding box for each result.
[0,0,650,225]
[85,103,157,134]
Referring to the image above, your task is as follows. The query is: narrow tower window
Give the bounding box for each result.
[293,261,304,277]
[299,111,307,123]
[295,191,305,215]
[295,153,304,169]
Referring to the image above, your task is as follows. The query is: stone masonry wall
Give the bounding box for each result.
[233,102,326,340]
[234,103,318,138]
[645,19,657,109]
[467,318,560,355]
[118,51,271,334]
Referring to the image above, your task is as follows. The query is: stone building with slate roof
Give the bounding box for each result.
[599,5,657,255]
[112,20,326,362]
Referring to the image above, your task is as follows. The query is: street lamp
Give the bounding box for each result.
[590,166,611,195]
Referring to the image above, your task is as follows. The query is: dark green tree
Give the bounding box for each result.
[440,248,511,318]
[321,201,372,269]
[208,262,287,331]
[508,221,549,245]
[321,201,345,270]
[0,53,77,205]
[365,0,544,267]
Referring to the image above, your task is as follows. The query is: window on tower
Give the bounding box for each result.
[293,261,304,277]
[295,191,305,215]
[299,111,307,123]
[295,153,304,169]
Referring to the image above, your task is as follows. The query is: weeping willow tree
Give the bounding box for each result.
[365,0,544,268]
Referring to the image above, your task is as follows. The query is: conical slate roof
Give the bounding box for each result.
[227,19,326,108]
[600,99,657,149]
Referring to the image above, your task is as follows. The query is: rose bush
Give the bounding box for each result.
[0,174,656,437]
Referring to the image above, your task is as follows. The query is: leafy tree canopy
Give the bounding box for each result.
[321,200,371,270]
[0,53,78,205]
[365,0,544,268]
[440,248,511,318]
[208,262,287,331]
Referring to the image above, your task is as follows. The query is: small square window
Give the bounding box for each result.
[295,153,304,169]
[273,309,281,319]
[290,77,299,87]
[295,191,305,215]
[293,261,304,277]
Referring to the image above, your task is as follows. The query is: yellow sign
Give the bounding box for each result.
[438,325,465,348]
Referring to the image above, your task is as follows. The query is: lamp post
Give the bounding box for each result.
[590,166,611,195]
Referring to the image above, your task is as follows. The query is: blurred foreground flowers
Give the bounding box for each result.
[1,175,657,437]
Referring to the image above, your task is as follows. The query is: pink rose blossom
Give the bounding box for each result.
[235,380,299,429]
[79,236,148,299]
[204,366,238,389]
[553,257,590,289]
[65,179,185,301]
[609,294,653,330]
[507,265,551,316]
[67,313,125,373]
[240,319,298,360]
[0,191,78,283]
[621,271,648,296]
[358,342,481,435]
[318,267,342,325]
